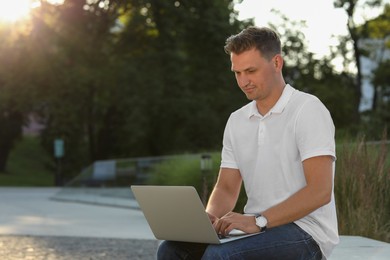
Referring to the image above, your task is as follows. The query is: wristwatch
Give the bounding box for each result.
[255,214,268,232]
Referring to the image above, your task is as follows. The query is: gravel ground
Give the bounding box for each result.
[0,235,159,260]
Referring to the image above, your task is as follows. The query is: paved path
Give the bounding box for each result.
[0,187,158,259]
[0,188,153,239]
[0,235,159,260]
[0,187,389,259]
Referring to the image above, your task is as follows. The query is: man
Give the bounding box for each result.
[157,26,339,259]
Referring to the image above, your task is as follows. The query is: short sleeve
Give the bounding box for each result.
[220,116,239,169]
[295,98,336,162]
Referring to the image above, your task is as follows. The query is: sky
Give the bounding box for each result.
[0,0,63,22]
[234,0,388,58]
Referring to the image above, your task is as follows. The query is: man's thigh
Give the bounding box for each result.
[157,223,322,260]
[202,223,322,260]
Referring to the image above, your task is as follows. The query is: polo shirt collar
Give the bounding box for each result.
[248,84,295,118]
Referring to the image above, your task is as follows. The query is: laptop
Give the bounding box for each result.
[131,185,261,244]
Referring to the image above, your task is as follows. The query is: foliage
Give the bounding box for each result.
[145,152,252,210]
[360,4,390,138]
[335,134,390,242]
[0,136,53,186]
[16,0,249,180]
[112,0,250,156]
[28,0,131,180]
[333,0,390,127]
[272,14,357,130]
[0,23,33,172]
[332,0,368,123]
[147,153,220,194]
[0,0,389,180]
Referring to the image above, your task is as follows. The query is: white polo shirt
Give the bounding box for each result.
[221,84,339,259]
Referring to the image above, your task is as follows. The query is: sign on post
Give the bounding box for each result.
[54,138,64,158]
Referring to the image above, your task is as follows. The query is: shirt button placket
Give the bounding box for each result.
[258,121,265,145]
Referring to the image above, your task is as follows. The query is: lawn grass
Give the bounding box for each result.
[0,136,54,186]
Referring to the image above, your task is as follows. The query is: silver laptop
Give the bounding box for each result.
[131,185,260,244]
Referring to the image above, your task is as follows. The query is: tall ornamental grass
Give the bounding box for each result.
[335,135,389,242]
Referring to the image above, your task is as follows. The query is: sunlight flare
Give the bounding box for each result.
[0,0,32,22]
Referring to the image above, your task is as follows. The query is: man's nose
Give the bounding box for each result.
[237,75,250,88]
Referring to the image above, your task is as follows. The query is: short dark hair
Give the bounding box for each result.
[224,26,281,60]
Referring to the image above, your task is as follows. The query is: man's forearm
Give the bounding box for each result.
[206,168,243,218]
[206,186,238,218]
[262,183,331,228]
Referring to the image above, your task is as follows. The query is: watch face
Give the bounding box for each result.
[256,216,267,227]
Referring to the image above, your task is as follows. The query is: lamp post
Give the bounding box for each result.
[200,154,212,205]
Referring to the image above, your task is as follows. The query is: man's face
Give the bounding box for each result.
[230,48,278,102]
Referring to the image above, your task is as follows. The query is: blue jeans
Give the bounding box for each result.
[157,223,322,260]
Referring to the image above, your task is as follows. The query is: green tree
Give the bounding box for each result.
[113,0,250,156]
[361,4,390,137]
[25,0,251,181]
[270,13,357,131]
[0,23,33,172]
[333,0,388,125]
[28,0,130,181]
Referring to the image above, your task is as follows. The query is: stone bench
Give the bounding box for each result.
[330,235,389,259]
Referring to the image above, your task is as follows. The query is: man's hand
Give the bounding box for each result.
[212,212,260,236]
[207,212,219,224]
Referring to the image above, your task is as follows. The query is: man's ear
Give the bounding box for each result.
[274,54,283,70]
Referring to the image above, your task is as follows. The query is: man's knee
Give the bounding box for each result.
[157,241,207,260]
[202,245,226,260]
[157,241,171,260]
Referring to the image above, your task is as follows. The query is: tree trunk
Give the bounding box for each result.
[0,110,23,172]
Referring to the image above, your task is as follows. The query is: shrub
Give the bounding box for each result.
[147,153,219,201]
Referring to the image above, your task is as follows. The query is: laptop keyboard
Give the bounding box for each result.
[218,234,226,239]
